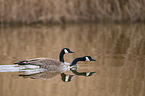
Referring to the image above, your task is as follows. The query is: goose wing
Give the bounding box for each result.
[14,58,62,68]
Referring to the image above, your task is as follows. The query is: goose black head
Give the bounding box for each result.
[60,48,74,63]
[70,56,96,66]
[84,56,96,61]
[63,48,74,54]
[85,72,96,76]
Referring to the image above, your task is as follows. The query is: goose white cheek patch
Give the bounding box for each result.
[85,57,90,61]
[86,72,90,76]
[64,49,69,54]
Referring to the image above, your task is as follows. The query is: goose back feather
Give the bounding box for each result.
[15,58,67,71]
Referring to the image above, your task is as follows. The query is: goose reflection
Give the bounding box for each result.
[19,68,62,79]
[61,70,96,82]
[71,70,96,77]
[19,66,96,82]
[19,56,96,82]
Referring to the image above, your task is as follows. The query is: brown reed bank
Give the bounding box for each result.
[0,0,145,24]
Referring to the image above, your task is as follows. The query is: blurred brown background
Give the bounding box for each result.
[0,1,145,96]
[0,0,145,24]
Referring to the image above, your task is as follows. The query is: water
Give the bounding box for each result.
[0,23,145,96]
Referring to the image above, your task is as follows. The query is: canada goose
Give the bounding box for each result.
[15,56,96,68]
[70,56,96,66]
[18,56,96,79]
[59,48,74,63]
[14,48,74,68]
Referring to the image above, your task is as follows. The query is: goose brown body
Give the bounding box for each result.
[16,58,67,71]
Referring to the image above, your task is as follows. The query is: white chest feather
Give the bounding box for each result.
[85,57,90,61]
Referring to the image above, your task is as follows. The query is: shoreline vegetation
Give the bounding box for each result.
[0,0,145,25]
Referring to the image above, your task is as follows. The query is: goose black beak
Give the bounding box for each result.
[91,72,96,74]
[70,51,74,53]
[91,58,96,61]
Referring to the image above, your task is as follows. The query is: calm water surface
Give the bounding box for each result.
[0,23,145,96]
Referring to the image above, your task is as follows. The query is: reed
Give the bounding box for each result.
[0,0,145,24]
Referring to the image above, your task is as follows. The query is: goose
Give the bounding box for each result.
[70,56,96,66]
[18,56,96,80]
[15,56,96,68]
[14,48,74,68]
[59,48,74,63]
[15,56,96,70]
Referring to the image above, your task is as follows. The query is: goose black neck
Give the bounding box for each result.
[59,50,65,63]
[70,57,85,66]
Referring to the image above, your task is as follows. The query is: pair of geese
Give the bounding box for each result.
[14,48,96,72]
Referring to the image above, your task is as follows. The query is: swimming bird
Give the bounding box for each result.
[14,56,96,71]
[59,48,74,63]
[18,56,96,79]
[14,48,74,68]
[70,56,96,66]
